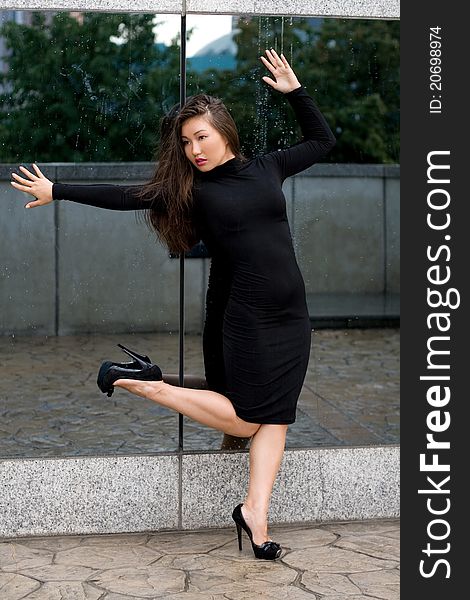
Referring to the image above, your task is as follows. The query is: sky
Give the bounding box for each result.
[153,14,233,57]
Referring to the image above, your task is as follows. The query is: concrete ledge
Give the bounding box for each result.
[0,162,400,181]
[0,1,183,13]
[0,445,399,539]
[187,0,399,19]
[0,1,400,19]
[0,455,180,538]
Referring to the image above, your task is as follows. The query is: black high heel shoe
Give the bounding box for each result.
[232,504,282,560]
[97,344,163,397]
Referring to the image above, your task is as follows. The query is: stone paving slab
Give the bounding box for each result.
[0,519,400,600]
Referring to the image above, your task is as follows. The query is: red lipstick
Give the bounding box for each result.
[195,158,207,167]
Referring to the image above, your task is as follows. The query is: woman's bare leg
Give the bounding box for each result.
[162,374,251,451]
[113,379,260,438]
[241,424,288,545]
[115,378,284,543]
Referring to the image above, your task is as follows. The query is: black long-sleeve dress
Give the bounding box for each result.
[53,86,335,424]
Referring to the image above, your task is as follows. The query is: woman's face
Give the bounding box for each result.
[181,115,235,171]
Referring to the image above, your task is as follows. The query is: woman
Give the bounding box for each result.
[11,49,335,560]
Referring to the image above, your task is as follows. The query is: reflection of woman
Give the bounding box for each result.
[11,49,335,560]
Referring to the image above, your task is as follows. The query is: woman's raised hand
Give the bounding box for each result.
[260,49,301,94]
[10,164,53,208]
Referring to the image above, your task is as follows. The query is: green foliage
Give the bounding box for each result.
[309,18,400,162]
[0,13,399,163]
[0,12,179,162]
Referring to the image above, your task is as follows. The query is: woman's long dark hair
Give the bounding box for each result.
[140,94,245,254]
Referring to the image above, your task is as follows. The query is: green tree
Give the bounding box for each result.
[301,18,400,162]
[0,12,179,162]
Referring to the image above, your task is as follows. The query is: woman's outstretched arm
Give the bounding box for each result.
[11,164,150,211]
[260,49,336,179]
[52,182,149,211]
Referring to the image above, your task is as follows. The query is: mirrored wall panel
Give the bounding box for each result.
[183,14,399,450]
[0,10,182,457]
[1,10,399,457]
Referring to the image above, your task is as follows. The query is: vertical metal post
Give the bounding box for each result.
[178,3,187,452]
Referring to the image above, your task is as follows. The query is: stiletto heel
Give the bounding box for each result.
[102,345,151,372]
[232,504,282,560]
[236,522,243,551]
[97,345,163,397]
[117,343,151,365]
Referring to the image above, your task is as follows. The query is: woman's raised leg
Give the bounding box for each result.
[113,379,260,439]
[241,424,288,545]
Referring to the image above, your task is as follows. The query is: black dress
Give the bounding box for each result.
[53,86,335,424]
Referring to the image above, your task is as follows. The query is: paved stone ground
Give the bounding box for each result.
[0,518,399,599]
[0,328,399,457]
